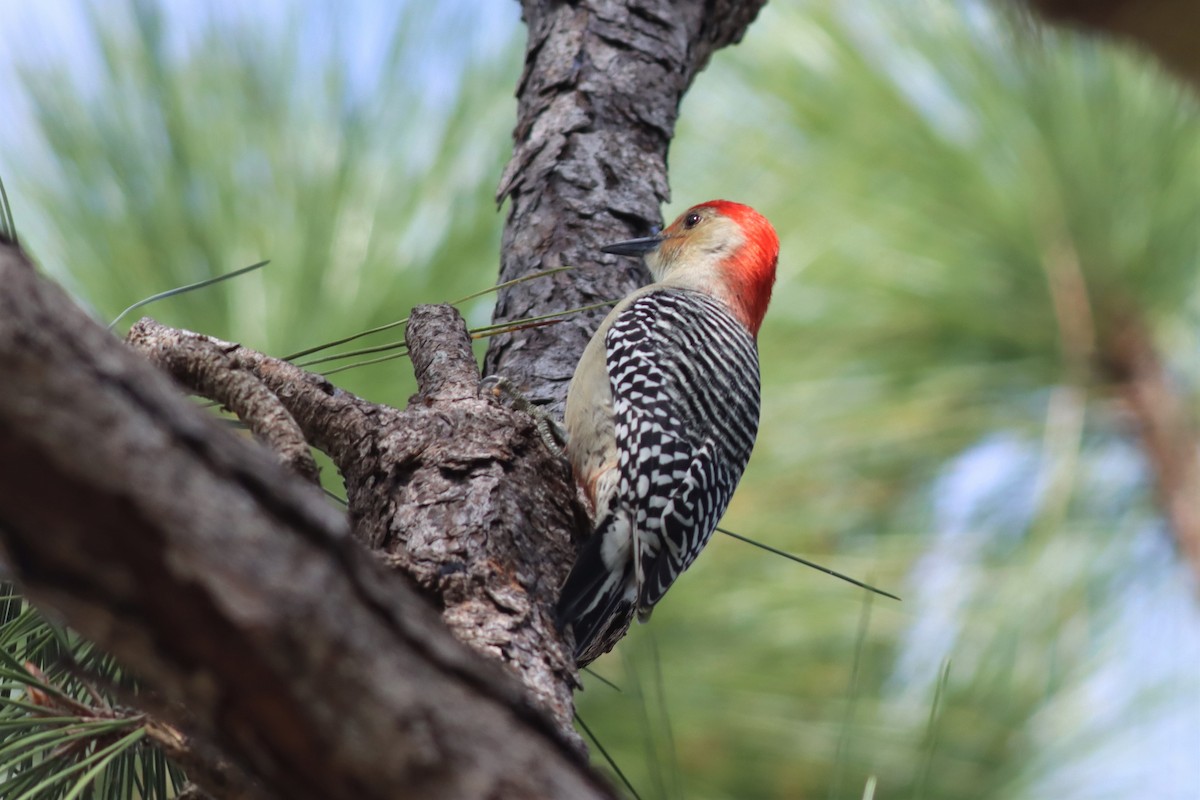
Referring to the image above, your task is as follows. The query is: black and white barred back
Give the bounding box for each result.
[556,288,761,665]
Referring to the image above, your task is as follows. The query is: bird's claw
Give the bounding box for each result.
[478,374,509,399]
[480,375,568,456]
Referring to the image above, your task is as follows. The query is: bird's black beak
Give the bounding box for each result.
[601,235,662,257]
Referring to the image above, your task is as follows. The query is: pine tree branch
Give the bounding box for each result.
[125,318,378,477]
[125,310,585,733]
[0,5,774,796]
[0,242,615,799]
[125,320,321,484]
[1101,316,1200,582]
[1023,0,1200,86]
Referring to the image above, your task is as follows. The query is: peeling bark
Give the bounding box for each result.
[486,0,768,416]
[0,244,611,800]
[126,310,584,737]
[0,2,770,797]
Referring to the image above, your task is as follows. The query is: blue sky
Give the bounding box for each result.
[0,1,520,180]
[1,2,1197,797]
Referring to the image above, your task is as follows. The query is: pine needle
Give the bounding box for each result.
[295,339,407,368]
[322,488,349,506]
[575,712,643,800]
[283,266,573,361]
[12,726,145,800]
[829,591,873,800]
[582,666,622,692]
[318,349,409,377]
[285,316,413,362]
[454,265,573,306]
[913,658,952,800]
[107,260,269,331]
[314,300,615,377]
[715,527,900,601]
[0,174,17,244]
[469,299,616,339]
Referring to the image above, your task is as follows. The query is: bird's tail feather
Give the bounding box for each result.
[555,529,635,666]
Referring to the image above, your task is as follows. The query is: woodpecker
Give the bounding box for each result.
[555,200,779,666]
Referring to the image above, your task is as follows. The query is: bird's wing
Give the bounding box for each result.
[604,289,761,616]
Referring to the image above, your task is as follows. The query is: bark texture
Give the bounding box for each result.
[126,309,583,737]
[486,0,768,416]
[0,243,610,800]
[0,3,771,797]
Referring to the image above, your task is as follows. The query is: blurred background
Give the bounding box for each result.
[1,1,1197,798]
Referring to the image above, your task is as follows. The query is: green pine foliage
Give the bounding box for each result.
[1,3,521,797]
[579,1,1198,798]
[8,1,519,406]
[0,587,182,799]
[2,0,1197,798]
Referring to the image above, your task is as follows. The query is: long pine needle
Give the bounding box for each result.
[575,712,643,800]
[283,266,573,361]
[716,527,900,601]
[913,658,952,800]
[107,260,269,331]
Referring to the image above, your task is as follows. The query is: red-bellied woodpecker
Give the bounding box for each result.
[555,200,779,666]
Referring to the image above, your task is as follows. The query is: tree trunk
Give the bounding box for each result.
[487,0,767,413]
[0,244,609,800]
[0,2,766,798]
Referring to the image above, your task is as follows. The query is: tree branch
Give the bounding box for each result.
[125,321,321,484]
[125,309,585,734]
[125,318,378,473]
[0,242,614,799]
[1023,0,1200,86]
[1101,316,1200,582]
[0,5,775,796]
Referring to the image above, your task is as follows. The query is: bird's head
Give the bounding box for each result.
[602,200,779,337]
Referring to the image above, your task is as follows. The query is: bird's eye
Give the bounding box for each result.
[684,213,702,229]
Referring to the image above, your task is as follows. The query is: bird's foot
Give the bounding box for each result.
[480,375,568,456]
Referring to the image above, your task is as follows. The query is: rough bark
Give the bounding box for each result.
[127,325,321,485]
[1,0,1185,794]
[0,3,771,797]
[486,0,768,416]
[0,242,612,800]
[126,310,584,737]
